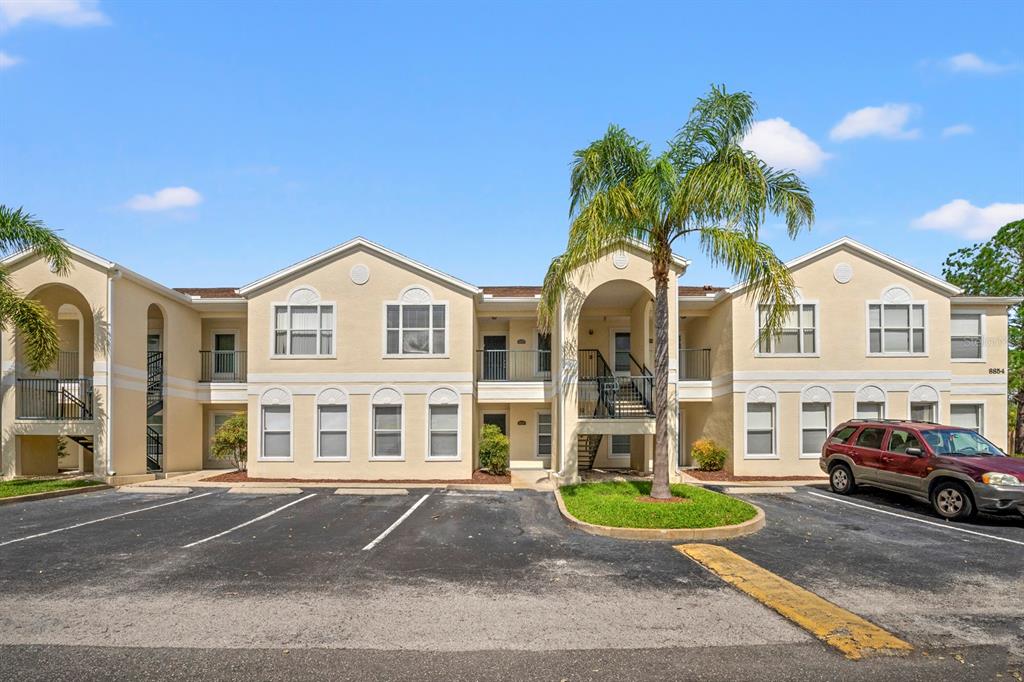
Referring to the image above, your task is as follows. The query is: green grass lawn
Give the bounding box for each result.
[560,481,757,529]
[0,478,103,499]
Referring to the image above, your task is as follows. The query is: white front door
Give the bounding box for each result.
[612,331,631,376]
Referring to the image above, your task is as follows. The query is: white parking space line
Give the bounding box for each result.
[0,492,217,548]
[182,493,317,548]
[362,494,430,551]
[806,491,1024,547]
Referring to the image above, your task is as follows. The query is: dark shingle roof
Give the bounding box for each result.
[174,287,242,298]
[481,286,542,297]
[678,285,725,296]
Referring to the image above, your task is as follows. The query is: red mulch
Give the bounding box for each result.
[636,495,692,504]
[202,470,511,485]
[687,469,826,482]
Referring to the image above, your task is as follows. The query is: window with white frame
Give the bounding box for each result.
[950,404,983,433]
[868,302,925,354]
[427,388,460,459]
[385,288,447,355]
[950,313,983,360]
[537,412,552,457]
[745,387,777,457]
[371,388,403,459]
[909,385,939,423]
[273,288,333,356]
[800,386,831,456]
[316,389,348,460]
[910,402,936,422]
[758,304,816,354]
[856,402,884,419]
[611,435,631,457]
[261,388,292,460]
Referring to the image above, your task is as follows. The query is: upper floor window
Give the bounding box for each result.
[385,287,447,356]
[950,312,983,360]
[273,288,334,356]
[757,304,816,355]
[868,287,925,355]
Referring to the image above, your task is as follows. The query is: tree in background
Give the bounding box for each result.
[943,219,1023,454]
[211,414,248,471]
[0,206,72,371]
[540,85,814,498]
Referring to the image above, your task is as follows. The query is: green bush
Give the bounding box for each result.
[211,413,248,471]
[478,424,510,475]
[691,438,727,471]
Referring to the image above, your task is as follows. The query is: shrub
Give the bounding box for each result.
[211,413,248,471]
[691,438,727,471]
[478,424,510,475]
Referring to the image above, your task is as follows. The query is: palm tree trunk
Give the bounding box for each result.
[650,258,672,499]
[1014,390,1024,455]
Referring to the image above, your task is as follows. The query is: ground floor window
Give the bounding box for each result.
[801,403,829,456]
[950,404,983,433]
[746,403,775,456]
[856,401,885,420]
[318,405,348,459]
[262,405,291,459]
[537,412,551,457]
[611,435,631,458]
[910,401,937,422]
[373,405,402,459]
[429,405,459,459]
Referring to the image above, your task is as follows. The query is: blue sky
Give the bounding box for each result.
[1,0,1022,289]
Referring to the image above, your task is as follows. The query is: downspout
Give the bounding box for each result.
[105,268,121,477]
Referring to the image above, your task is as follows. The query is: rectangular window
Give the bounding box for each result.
[801,403,829,455]
[888,429,922,454]
[429,405,459,459]
[318,405,348,459]
[868,303,925,354]
[950,404,983,433]
[758,304,816,354]
[910,402,936,423]
[611,434,631,457]
[537,333,551,374]
[373,405,403,459]
[385,303,446,355]
[262,405,291,459]
[537,412,552,457]
[856,401,885,420]
[746,403,775,456]
[273,304,334,356]
[855,427,886,449]
[950,313,982,360]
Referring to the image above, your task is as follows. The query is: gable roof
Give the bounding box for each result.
[726,236,962,296]
[237,236,482,296]
[174,287,242,299]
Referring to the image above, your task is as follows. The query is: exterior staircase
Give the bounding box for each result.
[577,433,603,470]
[146,351,164,472]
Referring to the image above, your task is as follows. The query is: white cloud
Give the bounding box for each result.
[941,123,974,138]
[0,0,108,29]
[0,50,19,69]
[945,52,1018,75]
[912,199,1024,240]
[741,118,831,173]
[125,187,203,212]
[830,103,920,141]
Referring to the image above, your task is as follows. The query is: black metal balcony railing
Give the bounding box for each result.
[16,378,94,420]
[679,347,712,381]
[200,350,247,382]
[577,349,654,418]
[476,350,551,381]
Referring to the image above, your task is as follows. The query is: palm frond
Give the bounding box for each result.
[0,206,72,275]
[0,287,60,372]
[569,125,651,218]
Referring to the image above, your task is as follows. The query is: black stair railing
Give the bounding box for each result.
[16,378,94,420]
[146,426,163,472]
[147,351,164,410]
[577,349,653,418]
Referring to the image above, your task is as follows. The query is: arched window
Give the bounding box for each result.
[800,386,832,457]
[371,388,403,460]
[745,386,777,459]
[427,388,460,460]
[316,388,348,460]
[273,287,335,356]
[261,388,292,460]
[868,286,926,355]
[384,286,447,356]
[909,385,939,423]
[856,385,886,419]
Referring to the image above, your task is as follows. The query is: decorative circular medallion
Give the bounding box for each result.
[350,264,370,285]
[833,262,853,284]
[612,251,629,270]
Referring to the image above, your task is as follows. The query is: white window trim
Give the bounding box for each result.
[314,388,350,462]
[382,297,451,359]
[609,434,632,459]
[743,386,778,460]
[754,301,821,358]
[950,309,987,363]
[534,328,552,377]
[370,388,405,461]
[426,388,461,461]
[535,410,552,460]
[949,401,985,436]
[269,291,337,359]
[865,298,929,358]
[258,387,293,462]
[906,384,941,424]
[799,386,833,460]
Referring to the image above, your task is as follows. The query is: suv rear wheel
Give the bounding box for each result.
[931,481,976,521]
[829,463,856,495]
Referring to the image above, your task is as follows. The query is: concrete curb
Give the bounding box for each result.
[553,487,765,542]
[117,486,192,495]
[0,483,111,506]
[227,487,303,495]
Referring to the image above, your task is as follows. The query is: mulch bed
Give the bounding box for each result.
[203,470,511,485]
[636,495,692,504]
[687,470,826,482]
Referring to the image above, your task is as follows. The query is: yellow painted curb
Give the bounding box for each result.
[676,544,913,660]
[553,488,765,541]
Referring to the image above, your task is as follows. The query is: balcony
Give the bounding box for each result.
[16,378,94,420]
[679,347,711,381]
[200,350,247,383]
[476,350,551,382]
[577,349,654,419]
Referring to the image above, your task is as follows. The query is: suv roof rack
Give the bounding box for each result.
[843,418,941,426]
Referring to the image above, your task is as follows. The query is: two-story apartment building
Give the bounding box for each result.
[1,236,1017,484]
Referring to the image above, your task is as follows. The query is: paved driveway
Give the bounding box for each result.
[0,485,1020,680]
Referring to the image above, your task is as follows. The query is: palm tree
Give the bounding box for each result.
[540,85,814,499]
[0,206,72,371]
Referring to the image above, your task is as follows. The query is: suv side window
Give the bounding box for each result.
[829,426,857,444]
[855,427,886,449]
[888,429,922,453]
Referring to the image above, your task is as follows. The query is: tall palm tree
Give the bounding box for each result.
[0,206,72,371]
[540,85,815,499]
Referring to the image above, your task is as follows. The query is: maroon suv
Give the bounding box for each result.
[819,419,1024,521]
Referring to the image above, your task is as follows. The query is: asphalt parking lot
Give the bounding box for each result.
[0,484,1021,680]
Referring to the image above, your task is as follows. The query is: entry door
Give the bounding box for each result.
[482,335,507,380]
[613,332,631,375]
[483,413,508,435]
[213,333,237,379]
